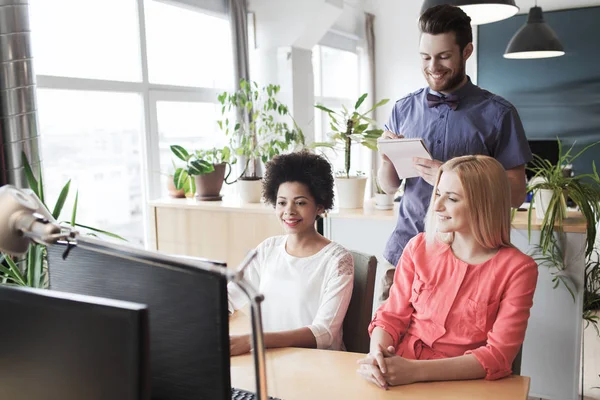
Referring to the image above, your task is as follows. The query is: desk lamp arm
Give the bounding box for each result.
[230,249,268,400]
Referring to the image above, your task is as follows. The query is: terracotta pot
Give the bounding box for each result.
[167,175,185,198]
[194,163,227,201]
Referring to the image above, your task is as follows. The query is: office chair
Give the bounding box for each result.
[343,251,377,354]
[512,344,523,375]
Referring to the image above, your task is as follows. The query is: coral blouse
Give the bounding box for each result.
[369,233,538,380]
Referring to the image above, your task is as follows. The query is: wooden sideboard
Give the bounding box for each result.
[148,197,283,268]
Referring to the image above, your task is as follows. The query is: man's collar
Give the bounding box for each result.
[428,76,475,98]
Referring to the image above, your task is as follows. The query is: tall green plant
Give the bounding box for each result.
[217,79,305,180]
[526,140,600,332]
[0,153,125,288]
[312,94,389,178]
[527,140,600,258]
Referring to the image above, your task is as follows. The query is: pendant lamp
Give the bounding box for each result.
[420,0,519,25]
[504,5,565,59]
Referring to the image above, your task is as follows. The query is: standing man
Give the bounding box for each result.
[377,5,531,301]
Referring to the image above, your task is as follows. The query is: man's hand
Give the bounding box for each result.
[230,334,251,356]
[379,131,404,163]
[413,157,443,186]
[356,344,396,389]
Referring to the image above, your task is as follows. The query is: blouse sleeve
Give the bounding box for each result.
[368,237,418,346]
[307,251,354,349]
[227,240,266,313]
[465,260,538,380]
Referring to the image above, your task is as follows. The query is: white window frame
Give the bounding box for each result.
[34,0,232,247]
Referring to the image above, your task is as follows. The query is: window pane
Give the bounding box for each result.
[320,46,359,99]
[145,1,234,88]
[37,89,145,246]
[156,101,228,197]
[29,0,142,81]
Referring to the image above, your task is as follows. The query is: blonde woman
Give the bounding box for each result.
[357,155,538,388]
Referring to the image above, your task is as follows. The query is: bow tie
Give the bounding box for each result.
[426,93,459,111]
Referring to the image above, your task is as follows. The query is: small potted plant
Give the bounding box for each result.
[217,79,305,203]
[170,145,234,200]
[312,93,388,208]
[373,171,395,210]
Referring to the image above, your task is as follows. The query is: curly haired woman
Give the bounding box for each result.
[228,151,354,355]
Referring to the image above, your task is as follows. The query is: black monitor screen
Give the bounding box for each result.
[526,139,560,180]
[0,285,149,400]
[48,237,231,400]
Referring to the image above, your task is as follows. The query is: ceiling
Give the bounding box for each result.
[514,0,600,13]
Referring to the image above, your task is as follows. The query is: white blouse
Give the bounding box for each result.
[228,235,354,350]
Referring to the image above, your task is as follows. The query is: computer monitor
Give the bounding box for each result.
[47,236,232,400]
[0,285,149,400]
[526,139,560,180]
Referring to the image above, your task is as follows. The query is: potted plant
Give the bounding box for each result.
[373,170,395,210]
[0,153,123,288]
[527,140,600,257]
[170,145,234,200]
[526,140,600,327]
[217,79,305,203]
[312,93,389,208]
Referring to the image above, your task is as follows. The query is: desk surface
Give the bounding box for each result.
[229,312,531,400]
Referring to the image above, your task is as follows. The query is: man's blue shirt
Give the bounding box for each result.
[383,78,532,266]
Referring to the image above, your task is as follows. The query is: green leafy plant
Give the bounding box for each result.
[527,140,600,257]
[584,250,600,335]
[170,144,235,196]
[217,79,305,180]
[0,153,125,288]
[526,140,600,333]
[312,93,389,179]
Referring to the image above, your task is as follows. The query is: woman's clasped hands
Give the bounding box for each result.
[356,344,420,389]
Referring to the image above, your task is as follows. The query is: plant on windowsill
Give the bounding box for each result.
[217,79,305,203]
[311,93,389,208]
[526,139,600,331]
[170,145,235,200]
[373,170,394,210]
[0,153,124,289]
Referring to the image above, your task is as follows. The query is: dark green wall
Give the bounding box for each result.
[478,6,600,176]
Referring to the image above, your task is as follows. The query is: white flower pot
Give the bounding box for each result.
[238,179,262,203]
[335,176,367,209]
[374,193,394,210]
[535,188,555,220]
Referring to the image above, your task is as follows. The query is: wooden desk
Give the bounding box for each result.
[229,312,531,400]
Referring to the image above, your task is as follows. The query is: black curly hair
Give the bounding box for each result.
[262,151,335,211]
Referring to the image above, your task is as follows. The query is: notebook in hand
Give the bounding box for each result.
[377,138,432,179]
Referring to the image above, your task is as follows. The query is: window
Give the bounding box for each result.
[30,0,235,246]
[145,0,233,88]
[29,0,142,82]
[313,44,370,177]
[37,89,145,244]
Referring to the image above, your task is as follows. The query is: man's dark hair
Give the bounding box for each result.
[419,5,473,52]
[262,150,335,211]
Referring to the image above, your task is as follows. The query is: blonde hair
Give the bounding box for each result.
[425,155,513,250]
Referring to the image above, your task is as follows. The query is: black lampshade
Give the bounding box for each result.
[420,0,518,25]
[504,7,565,59]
